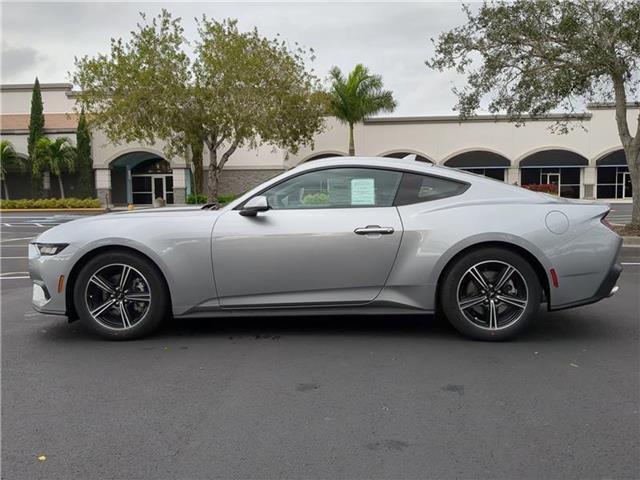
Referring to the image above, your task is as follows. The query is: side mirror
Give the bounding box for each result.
[240,195,270,216]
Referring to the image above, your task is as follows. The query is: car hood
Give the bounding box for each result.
[34,206,223,244]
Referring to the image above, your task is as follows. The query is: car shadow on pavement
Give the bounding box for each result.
[32,306,624,345]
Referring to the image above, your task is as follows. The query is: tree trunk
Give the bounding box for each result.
[3,180,9,200]
[625,145,640,227]
[348,123,355,156]
[190,142,204,196]
[42,171,51,198]
[611,75,639,227]
[58,175,65,199]
[206,147,219,202]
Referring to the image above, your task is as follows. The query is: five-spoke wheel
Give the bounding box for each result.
[86,264,152,330]
[74,251,167,340]
[440,248,541,340]
[457,261,529,331]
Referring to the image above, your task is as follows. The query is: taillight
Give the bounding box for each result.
[601,210,616,232]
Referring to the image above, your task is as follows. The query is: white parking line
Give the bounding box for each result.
[0,237,34,243]
[2,224,58,227]
[1,271,29,276]
[621,262,640,266]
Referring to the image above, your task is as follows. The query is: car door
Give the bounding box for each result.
[212,167,404,308]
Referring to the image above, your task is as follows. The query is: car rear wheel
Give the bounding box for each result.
[440,247,541,341]
[73,251,167,340]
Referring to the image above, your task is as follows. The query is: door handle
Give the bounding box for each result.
[354,225,395,235]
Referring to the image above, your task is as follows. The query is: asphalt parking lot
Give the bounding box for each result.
[1,211,639,479]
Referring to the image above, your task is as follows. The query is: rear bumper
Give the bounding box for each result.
[550,262,622,311]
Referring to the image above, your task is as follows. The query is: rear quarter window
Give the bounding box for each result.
[394,172,469,206]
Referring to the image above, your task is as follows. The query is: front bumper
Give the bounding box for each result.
[29,243,69,316]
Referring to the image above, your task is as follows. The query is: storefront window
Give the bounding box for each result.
[461,168,505,181]
[520,167,581,198]
[597,166,632,199]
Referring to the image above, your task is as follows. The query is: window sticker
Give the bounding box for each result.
[351,178,375,205]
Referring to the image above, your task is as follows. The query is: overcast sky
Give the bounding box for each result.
[1,1,474,116]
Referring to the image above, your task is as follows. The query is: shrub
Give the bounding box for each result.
[521,184,558,195]
[0,197,101,209]
[186,193,208,204]
[187,193,238,205]
[216,194,238,204]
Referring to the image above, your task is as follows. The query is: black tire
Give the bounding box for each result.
[73,250,168,340]
[439,247,541,341]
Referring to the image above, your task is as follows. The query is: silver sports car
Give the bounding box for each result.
[29,156,622,341]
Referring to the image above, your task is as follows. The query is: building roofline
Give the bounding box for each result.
[0,128,77,135]
[0,83,73,92]
[363,113,592,125]
[586,102,640,110]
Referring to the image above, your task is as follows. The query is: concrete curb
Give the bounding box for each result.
[622,236,640,246]
[0,208,105,213]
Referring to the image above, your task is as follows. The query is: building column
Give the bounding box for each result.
[172,167,188,204]
[507,167,520,185]
[95,168,112,207]
[583,166,596,199]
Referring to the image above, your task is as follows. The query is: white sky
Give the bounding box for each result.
[1,1,475,115]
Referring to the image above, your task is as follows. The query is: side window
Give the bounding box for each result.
[264,168,402,210]
[394,172,469,206]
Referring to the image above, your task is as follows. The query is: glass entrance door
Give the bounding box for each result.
[622,172,632,199]
[153,177,165,201]
[541,172,560,186]
[132,174,174,204]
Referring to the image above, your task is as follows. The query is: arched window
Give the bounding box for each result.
[519,149,588,198]
[110,153,174,205]
[132,158,172,174]
[445,151,510,181]
[596,150,631,199]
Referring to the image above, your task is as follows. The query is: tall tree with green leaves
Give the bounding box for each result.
[27,77,45,197]
[327,64,397,156]
[1,139,26,200]
[32,137,76,198]
[73,11,326,201]
[427,0,640,226]
[75,108,94,197]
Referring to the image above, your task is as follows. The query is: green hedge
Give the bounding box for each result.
[0,198,102,209]
[187,193,238,205]
[186,193,208,204]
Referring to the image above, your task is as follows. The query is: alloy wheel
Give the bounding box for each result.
[85,263,152,330]
[456,260,529,331]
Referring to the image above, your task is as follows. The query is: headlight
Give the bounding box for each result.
[33,243,68,256]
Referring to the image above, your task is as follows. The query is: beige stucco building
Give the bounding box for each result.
[1,82,637,205]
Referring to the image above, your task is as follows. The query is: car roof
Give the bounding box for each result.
[225,155,550,210]
[293,156,475,182]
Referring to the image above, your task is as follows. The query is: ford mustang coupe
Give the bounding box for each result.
[29,156,622,341]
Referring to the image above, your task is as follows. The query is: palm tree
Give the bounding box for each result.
[328,64,397,156]
[32,137,76,198]
[1,139,26,200]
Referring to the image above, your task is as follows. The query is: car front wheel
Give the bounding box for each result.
[440,247,541,341]
[73,250,167,340]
